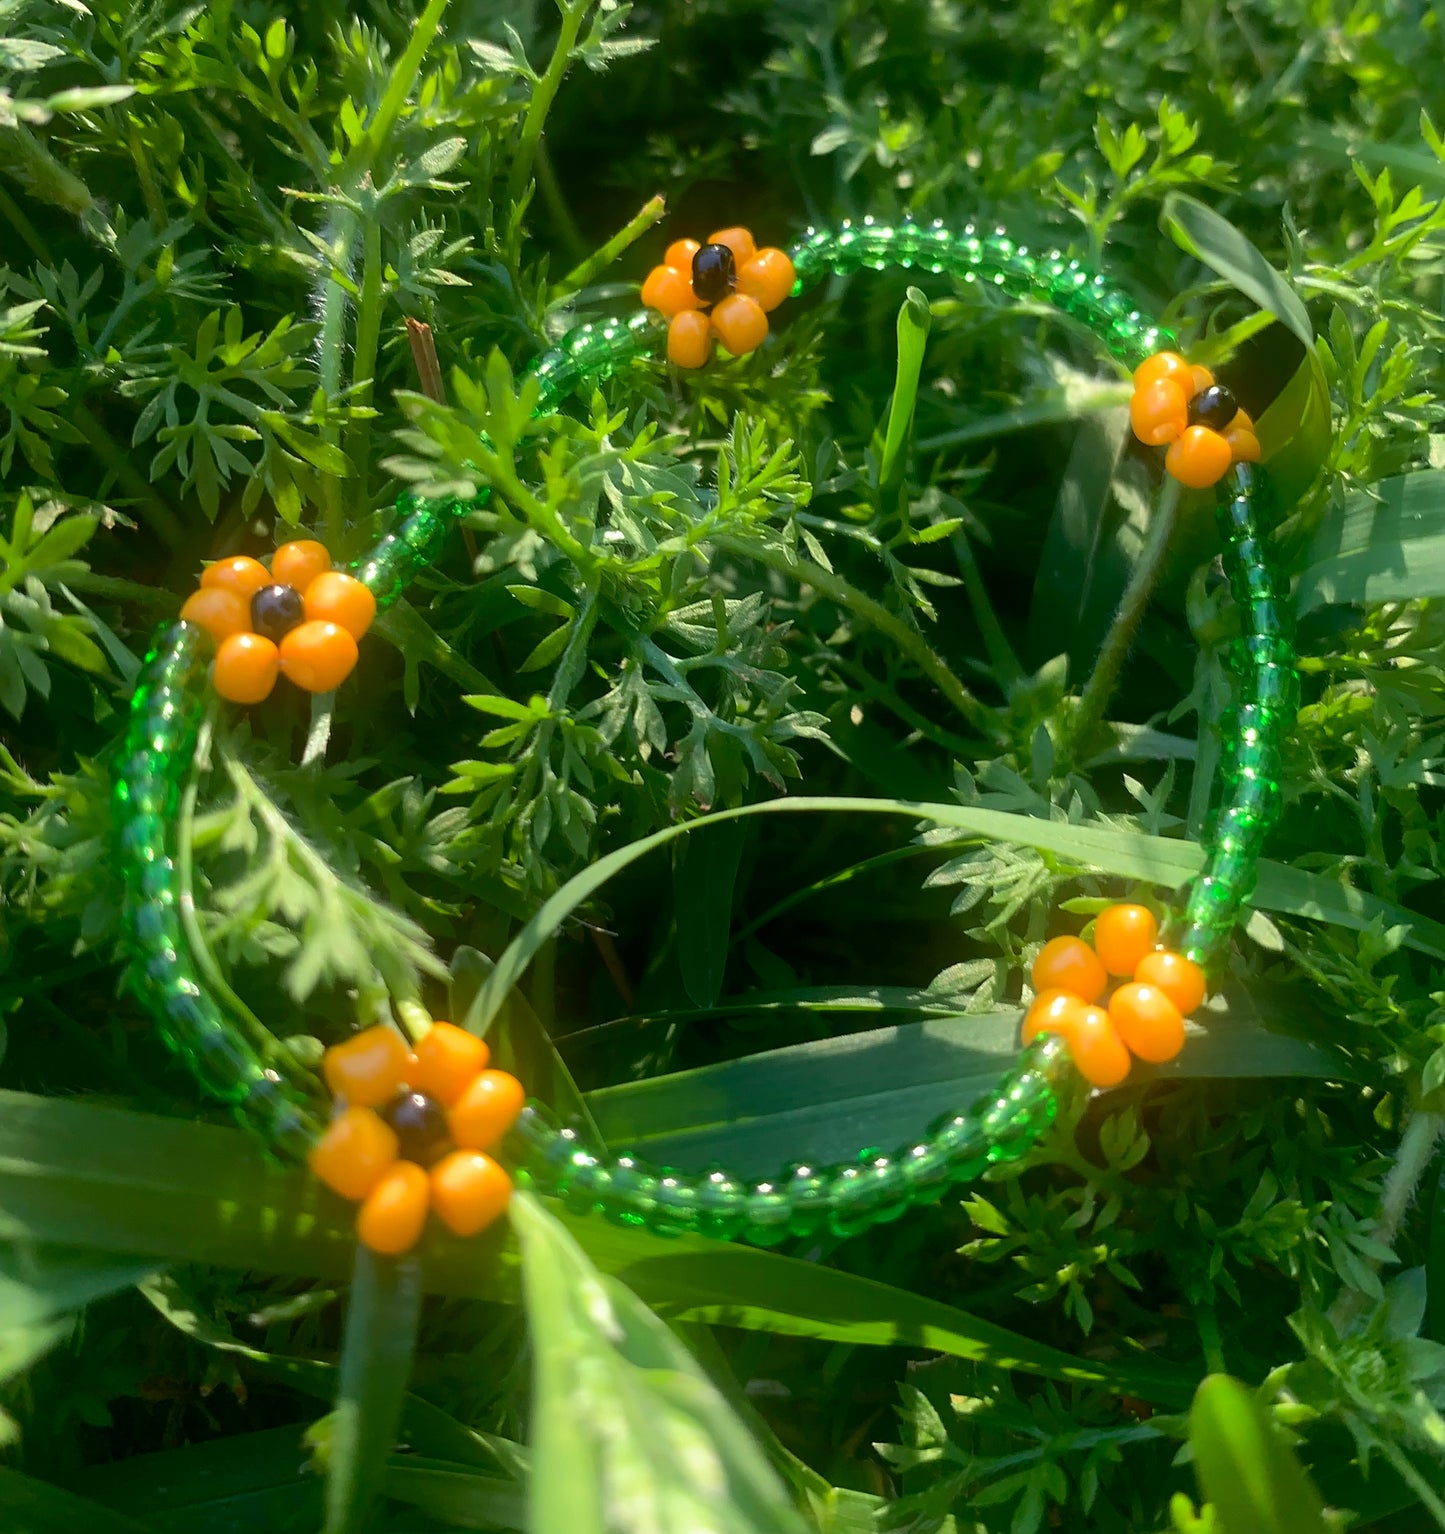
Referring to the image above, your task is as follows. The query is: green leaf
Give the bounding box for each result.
[513,1190,814,1534]
[878,286,931,490]
[1161,194,1313,348]
[320,1247,422,1534]
[0,1468,158,1534]
[1296,470,1445,613]
[674,820,746,1009]
[1189,1374,1330,1534]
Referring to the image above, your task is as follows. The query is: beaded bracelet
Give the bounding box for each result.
[112,217,1311,1255]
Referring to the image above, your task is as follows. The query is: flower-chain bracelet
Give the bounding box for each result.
[112,217,1312,1255]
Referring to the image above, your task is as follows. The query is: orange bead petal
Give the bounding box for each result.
[410,1021,489,1107]
[1225,427,1262,464]
[430,1150,512,1237]
[356,1161,430,1254]
[278,620,358,693]
[304,570,376,639]
[181,587,251,643]
[667,309,713,368]
[1031,936,1108,1005]
[1092,904,1159,977]
[212,632,280,704]
[664,238,702,270]
[1129,377,1189,446]
[310,1107,399,1201]
[1133,949,1206,1015]
[1132,351,1190,392]
[1021,988,1088,1045]
[271,539,331,591]
[1109,981,1186,1064]
[1188,364,1215,396]
[737,248,796,313]
[323,1025,412,1108]
[1226,406,1255,434]
[710,292,769,356]
[1165,425,1234,489]
[448,1068,526,1151]
[706,226,756,264]
[200,555,271,598]
[1066,1004,1133,1089]
[641,265,700,318]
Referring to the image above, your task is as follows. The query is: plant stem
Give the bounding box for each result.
[950,528,1023,688]
[70,401,184,548]
[507,0,592,209]
[315,204,360,548]
[347,208,385,495]
[555,193,665,299]
[1066,475,1182,762]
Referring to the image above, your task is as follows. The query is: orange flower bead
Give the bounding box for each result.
[1130,377,1189,445]
[1108,982,1185,1064]
[1165,425,1233,489]
[711,292,769,356]
[430,1150,512,1237]
[201,554,271,598]
[181,587,251,643]
[1225,425,1262,463]
[1031,935,1107,1004]
[738,248,796,313]
[310,1106,400,1200]
[1133,949,1206,1015]
[323,1024,412,1108]
[1021,988,1088,1044]
[707,226,756,264]
[667,309,713,368]
[271,539,331,591]
[1065,1003,1133,1088]
[664,237,702,270]
[212,632,280,704]
[304,570,376,639]
[410,1022,489,1108]
[642,264,700,318]
[448,1068,526,1151]
[1093,903,1159,976]
[279,620,358,693]
[1188,364,1216,396]
[1132,351,1191,392]
[357,1161,431,1255]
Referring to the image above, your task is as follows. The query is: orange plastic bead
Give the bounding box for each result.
[356,1161,430,1255]
[1109,982,1186,1064]
[430,1150,512,1237]
[448,1068,526,1151]
[278,620,358,693]
[1093,904,1159,976]
[641,264,699,318]
[409,1021,489,1107]
[1132,351,1191,392]
[1021,988,1088,1044]
[323,1025,412,1108]
[1165,425,1233,489]
[200,554,271,598]
[1225,426,1262,464]
[1133,949,1207,1015]
[737,248,796,313]
[710,292,769,356]
[271,539,331,591]
[1031,936,1108,1004]
[1189,364,1216,396]
[212,632,280,704]
[304,570,376,639]
[1129,377,1189,446]
[180,587,251,643]
[707,226,756,264]
[310,1107,399,1201]
[1228,406,1255,434]
[667,309,713,368]
[664,238,702,270]
[1066,1004,1134,1089]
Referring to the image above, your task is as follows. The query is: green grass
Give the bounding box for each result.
[4,0,1445,1529]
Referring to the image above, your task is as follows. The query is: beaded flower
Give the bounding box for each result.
[641,226,796,368]
[179,539,376,704]
[310,1022,525,1254]
[1128,351,1262,490]
[1020,903,1204,1087]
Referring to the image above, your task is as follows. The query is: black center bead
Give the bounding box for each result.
[1188,383,1238,431]
[380,1090,451,1166]
[250,583,305,642]
[691,242,736,306]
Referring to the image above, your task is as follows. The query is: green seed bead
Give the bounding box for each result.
[979,1071,1056,1162]
[781,1163,835,1237]
[1021,1032,1075,1089]
[897,1141,953,1204]
[649,1173,702,1237]
[694,1170,748,1240]
[827,1157,910,1238]
[561,1154,610,1216]
[928,1112,992,1182]
[1241,662,1299,712]
[602,1155,659,1227]
[743,1181,796,1245]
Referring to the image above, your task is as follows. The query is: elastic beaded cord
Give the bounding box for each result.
[110,217,1303,1251]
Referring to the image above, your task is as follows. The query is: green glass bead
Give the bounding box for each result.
[602,1155,659,1227]
[1223,738,1281,785]
[827,1157,910,1238]
[561,1154,610,1216]
[1223,774,1281,824]
[694,1170,748,1240]
[127,900,176,948]
[649,1173,702,1237]
[1229,633,1295,672]
[781,1163,835,1237]
[1241,597,1291,640]
[743,1181,796,1245]
[532,1126,588,1192]
[1229,560,1282,604]
[897,1141,953,1204]
[979,1071,1056,1162]
[927,1112,992,1182]
[1220,702,1281,747]
[505,1103,563,1173]
[1241,662,1298,712]
[1022,1032,1075,1089]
